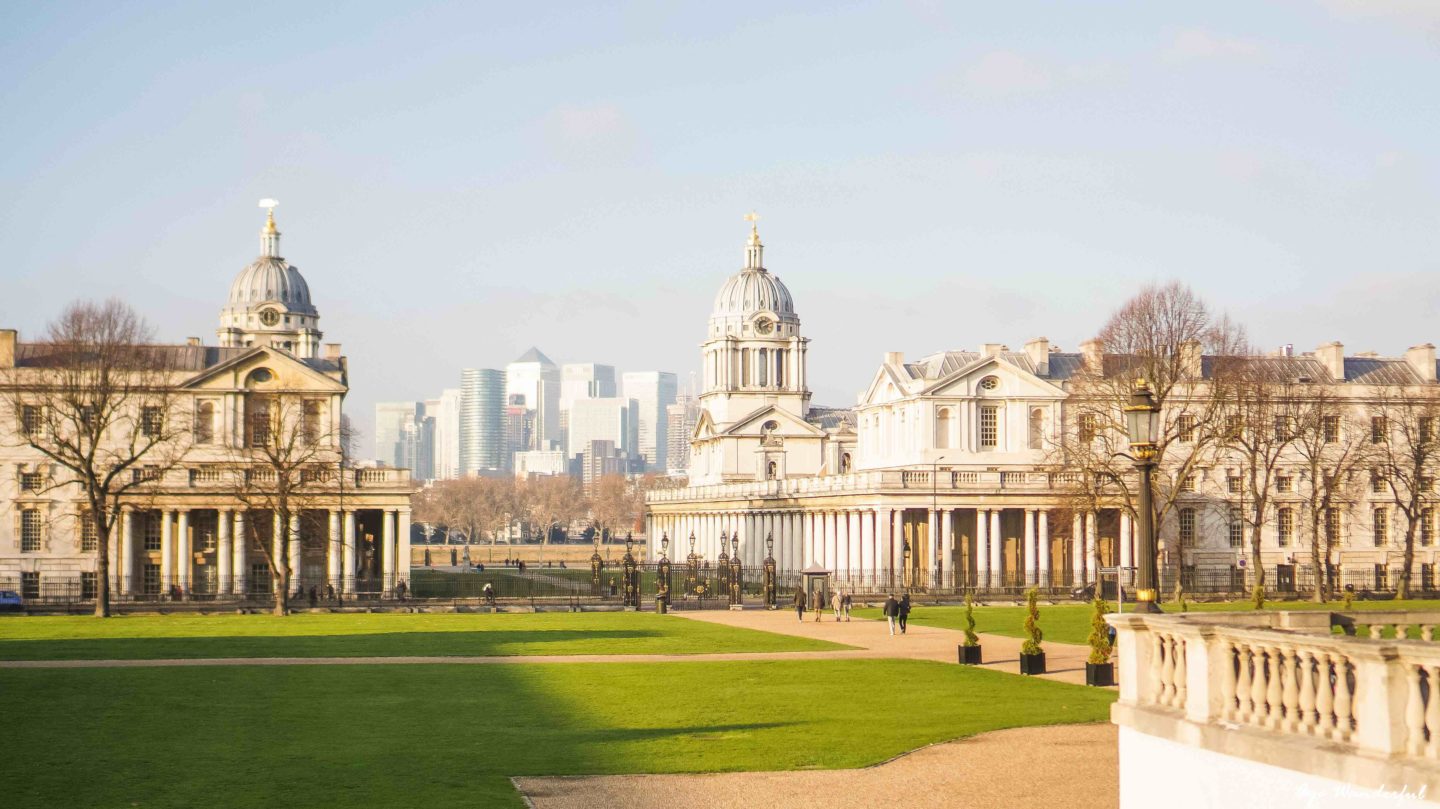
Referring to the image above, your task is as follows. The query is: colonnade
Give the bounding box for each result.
[648,506,1137,589]
[110,506,411,598]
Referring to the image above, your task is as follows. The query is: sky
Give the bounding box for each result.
[2,1,1439,457]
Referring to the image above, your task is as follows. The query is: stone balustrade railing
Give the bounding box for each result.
[647,467,1089,503]
[1108,610,1440,800]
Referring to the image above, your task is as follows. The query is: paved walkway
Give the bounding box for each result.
[515,723,1117,809]
[675,608,1095,685]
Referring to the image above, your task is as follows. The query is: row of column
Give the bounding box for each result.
[110,507,410,597]
[650,507,1135,586]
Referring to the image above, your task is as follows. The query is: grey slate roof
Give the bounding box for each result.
[15,343,343,375]
[806,406,856,430]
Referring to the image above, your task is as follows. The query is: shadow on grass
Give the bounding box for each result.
[0,629,667,660]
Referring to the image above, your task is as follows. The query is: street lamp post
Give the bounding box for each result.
[1124,379,1163,614]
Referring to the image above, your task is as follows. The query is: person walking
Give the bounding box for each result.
[898,593,912,634]
[830,588,843,622]
[883,593,898,635]
[793,587,807,622]
[811,587,824,622]
[842,590,853,622]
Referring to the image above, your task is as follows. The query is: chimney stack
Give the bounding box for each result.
[1179,340,1203,378]
[1024,337,1050,376]
[1080,339,1104,373]
[884,351,904,367]
[0,329,14,369]
[981,343,1007,357]
[1406,343,1437,383]
[186,337,201,347]
[324,343,343,361]
[1315,342,1345,381]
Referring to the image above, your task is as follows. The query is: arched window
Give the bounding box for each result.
[766,461,778,480]
[840,452,852,473]
[1029,408,1044,450]
[935,408,953,449]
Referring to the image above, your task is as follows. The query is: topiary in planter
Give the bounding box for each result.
[1251,583,1266,611]
[1019,587,1045,675]
[1085,595,1114,686]
[958,591,982,664]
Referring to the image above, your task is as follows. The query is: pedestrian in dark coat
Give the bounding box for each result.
[883,594,899,635]
[898,593,912,634]
[793,588,807,622]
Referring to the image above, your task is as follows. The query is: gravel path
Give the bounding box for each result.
[514,723,1117,809]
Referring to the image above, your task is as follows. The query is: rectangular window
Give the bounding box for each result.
[19,404,41,436]
[1372,473,1387,494]
[1424,564,1435,591]
[1374,507,1389,547]
[143,512,162,551]
[80,511,98,552]
[1227,475,1241,494]
[141,406,164,438]
[194,401,215,444]
[21,571,39,600]
[1077,413,1096,443]
[1322,415,1339,443]
[303,400,322,445]
[1375,564,1390,590]
[1179,508,1196,547]
[1372,416,1388,444]
[250,562,272,595]
[19,471,41,491]
[81,571,97,600]
[1422,417,1437,444]
[1326,508,1342,545]
[1177,415,1196,443]
[1276,475,1293,494]
[20,509,42,552]
[980,406,998,449]
[1181,475,1197,493]
[247,400,271,447]
[1225,415,1244,440]
[143,563,161,596]
[1424,508,1435,547]
[1278,507,1293,547]
[1229,508,1243,548]
[1274,416,1293,441]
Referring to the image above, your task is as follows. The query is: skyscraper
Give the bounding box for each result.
[460,368,505,475]
[666,393,699,476]
[559,362,616,453]
[374,401,421,470]
[505,348,560,451]
[567,397,637,460]
[622,371,677,473]
[430,388,462,480]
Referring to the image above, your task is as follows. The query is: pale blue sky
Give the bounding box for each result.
[3,1,1438,453]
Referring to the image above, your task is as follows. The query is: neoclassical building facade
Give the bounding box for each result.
[0,208,413,601]
[647,223,1440,593]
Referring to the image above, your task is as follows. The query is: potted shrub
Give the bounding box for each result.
[1085,595,1115,686]
[957,592,982,664]
[1019,587,1045,675]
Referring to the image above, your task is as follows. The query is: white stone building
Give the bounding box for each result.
[647,221,1440,595]
[0,208,414,601]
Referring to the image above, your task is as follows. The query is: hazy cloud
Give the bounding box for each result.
[1318,0,1440,34]
[1163,29,1264,63]
[960,51,1054,95]
[541,103,638,161]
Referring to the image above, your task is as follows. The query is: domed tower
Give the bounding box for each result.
[217,203,322,358]
[699,215,811,425]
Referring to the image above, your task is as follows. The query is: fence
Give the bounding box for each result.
[0,575,401,610]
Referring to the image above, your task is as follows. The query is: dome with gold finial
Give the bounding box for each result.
[224,206,317,314]
[217,202,324,358]
[711,214,797,324]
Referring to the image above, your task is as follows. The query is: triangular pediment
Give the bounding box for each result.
[692,409,719,440]
[924,355,1064,399]
[860,363,913,406]
[182,346,346,393]
[721,405,825,438]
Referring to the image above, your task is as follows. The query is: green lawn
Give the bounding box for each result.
[855,598,1440,646]
[0,658,1115,808]
[0,612,848,660]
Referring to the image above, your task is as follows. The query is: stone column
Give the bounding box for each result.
[160,509,174,589]
[327,510,341,590]
[861,510,875,581]
[288,513,302,593]
[940,509,954,589]
[877,508,892,582]
[989,509,1003,586]
[848,511,862,582]
[217,509,233,595]
[397,508,412,588]
[1024,509,1037,586]
[1038,510,1051,586]
[976,509,990,588]
[1072,513,1085,586]
[892,509,905,585]
[342,510,357,592]
[382,509,397,594]
[233,510,248,596]
[177,510,191,594]
[1119,510,1134,582]
[119,509,136,597]
[1087,510,1099,584]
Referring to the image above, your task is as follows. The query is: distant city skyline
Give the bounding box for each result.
[4,2,1439,449]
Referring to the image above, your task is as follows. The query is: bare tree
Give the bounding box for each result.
[1368,386,1440,599]
[1291,388,1372,602]
[521,475,586,561]
[228,391,347,616]
[590,474,642,544]
[0,300,189,617]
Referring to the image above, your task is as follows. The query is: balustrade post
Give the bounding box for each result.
[1180,626,1226,724]
[1350,646,1408,755]
[1107,615,1155,705]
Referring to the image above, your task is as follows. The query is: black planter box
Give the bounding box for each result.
[1019,651,1046,675]
[958,644,982,665]
[1085,662,1115,687]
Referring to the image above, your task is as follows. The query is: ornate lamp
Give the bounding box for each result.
[1124,379,1162,613]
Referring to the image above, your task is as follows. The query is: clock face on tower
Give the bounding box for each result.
[754,318,774,335]
[259,309,280,327]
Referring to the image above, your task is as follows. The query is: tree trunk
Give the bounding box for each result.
[94,522,112,618]
[1309,512,1325,603]
[1399,521,1417,600]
